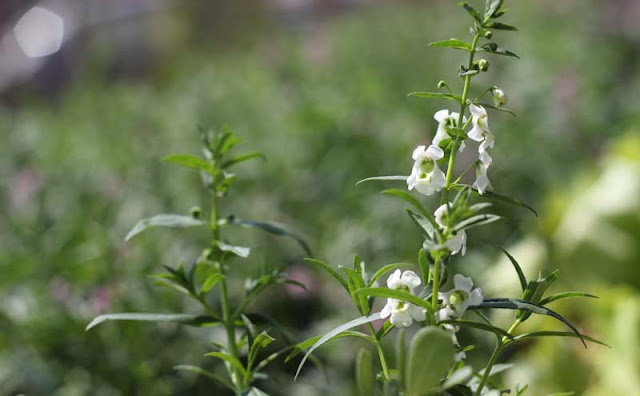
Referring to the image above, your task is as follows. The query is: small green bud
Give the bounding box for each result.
[190,206,202,219]
[437,80,447,89]
[484,30,493,39]
[478,59,490,72]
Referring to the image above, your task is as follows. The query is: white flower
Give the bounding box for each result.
[438,274,484,318]
[436,306,467,361]
[492,87,508,107]
[467,104,495,153]
[433,109,467,146]
[380,270,426,328]
[473,150,493,195]
[407,145,446,196]
[434,203,467,256]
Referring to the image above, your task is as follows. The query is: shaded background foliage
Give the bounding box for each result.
[1,0,639,395]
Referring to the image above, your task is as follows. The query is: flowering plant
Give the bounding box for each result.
[294,1,607,395]
[86,126,310,395]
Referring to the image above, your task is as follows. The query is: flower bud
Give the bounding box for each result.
[491,87,508,107]
[190,206,202,219]
[477,59,490,72]
[484,30,493,39]
[437,80,447,88]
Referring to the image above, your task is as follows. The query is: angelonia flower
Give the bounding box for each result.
[380,270,426,328]
[407,145,445,196]
[491,86,508,108]
[433,109,468,151]
[436,274,484,360]
[434,203,467,256]
[467,104,494,194]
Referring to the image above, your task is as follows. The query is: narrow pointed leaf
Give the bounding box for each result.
[369,263,413,287]
[470,298,586,347]
[479,43,520,59]
[500,248,527,292]
[406,208,436,238]
[476,102,517,117]
[407,92,463,103]
[428,39,472,50]
[539,292,598,306]
[285,331,373,363]
[86,313,218,331]
[201,273,225,294]
[454,184,537,216]
[217,241,251,258]
[174,365,234,391]
[241,388,270,396]
[226,216,311,256]
[486,22,518,31]
[221,151,266,168]
[353,287,433,314]
[304,258,349,293]
[458,2,483,23]
[510,331,610,348]
[453,214,502,232]
[382,189,432,220]
[356,175,408,185]
[439,319,513,340]
[163,154,212,171]
[125,214,204,241]
[204,352,247,377]
[295,313,382,379]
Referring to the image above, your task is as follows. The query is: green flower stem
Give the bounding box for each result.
[474,319,522,396]
[367,323,391,381]
[452,160,480,185]
[441,32,481,205]
[210,190,244,391]
[431,257,442,316]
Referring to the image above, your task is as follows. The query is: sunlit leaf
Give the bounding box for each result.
[295,313,382,379]
[217,241,251,258]
[163,154,212,171]
[86,313,218,331]
[221,151,266,168]
[428,39,472,50]
[201,273,225,294]
[539,291,598,306]
[204,351,247,378]
[353,287,433,314]
[125,214,205,241]
[457,2,483,23]
[406,327,454,396]
[510,331,610,348]
[355,175,408,185]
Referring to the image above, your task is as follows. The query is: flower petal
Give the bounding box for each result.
[387,269,402,289]
[453,274,474,292]
[390,311,413,328]
[412,145,426,160]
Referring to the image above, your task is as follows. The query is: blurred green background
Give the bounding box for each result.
[1,0,639,395]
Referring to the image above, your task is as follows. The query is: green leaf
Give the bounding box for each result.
[440,366,474,391]
[485,21,518,31]
[458,2,483,23]
[476,102,517,117]
[470,298,586,347]
[439,319,513,340]
[356,348,374,396]
[517,270,559,321]
[485,0,503,19]
[478,43,520,59]
[221,151,266,168]
[418,249,430,286]
[500,248,527,292]
[454,184,537,216]
[353,287,433,315]
[368,263,413,287]
[248,331,276,369]
[304,258,349,293]
[408,92,463,103]
[226,216,312,256]
[201,273,225,294]
[217,241,251,258]
[406,208,436,239]
[204,352,247,378]
[174,365,234,391]
[356,175,408,185]
[539,292,598,306]
[342,266,370,315]
[295,313,382,379]
[396,329,406,387]
[125,214,205,241]
[406,327,454,396]
[510,331,610,348]
[382,189,432,220]
[428,39,472,50]
[86,313,218,331]
[452,214,502,232]
[163,154,212,171]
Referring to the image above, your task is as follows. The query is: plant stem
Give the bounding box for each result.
[210,189,243,391]
[367,323,390,381]
[474,319,522,396]
[441,32,481,205]
[431,257,442,317]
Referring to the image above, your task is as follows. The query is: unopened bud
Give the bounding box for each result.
[484,30,493,39]
[477,59,490,72]
[190,206,202,219]
[437,80,447,88]
[491,87,508,107]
